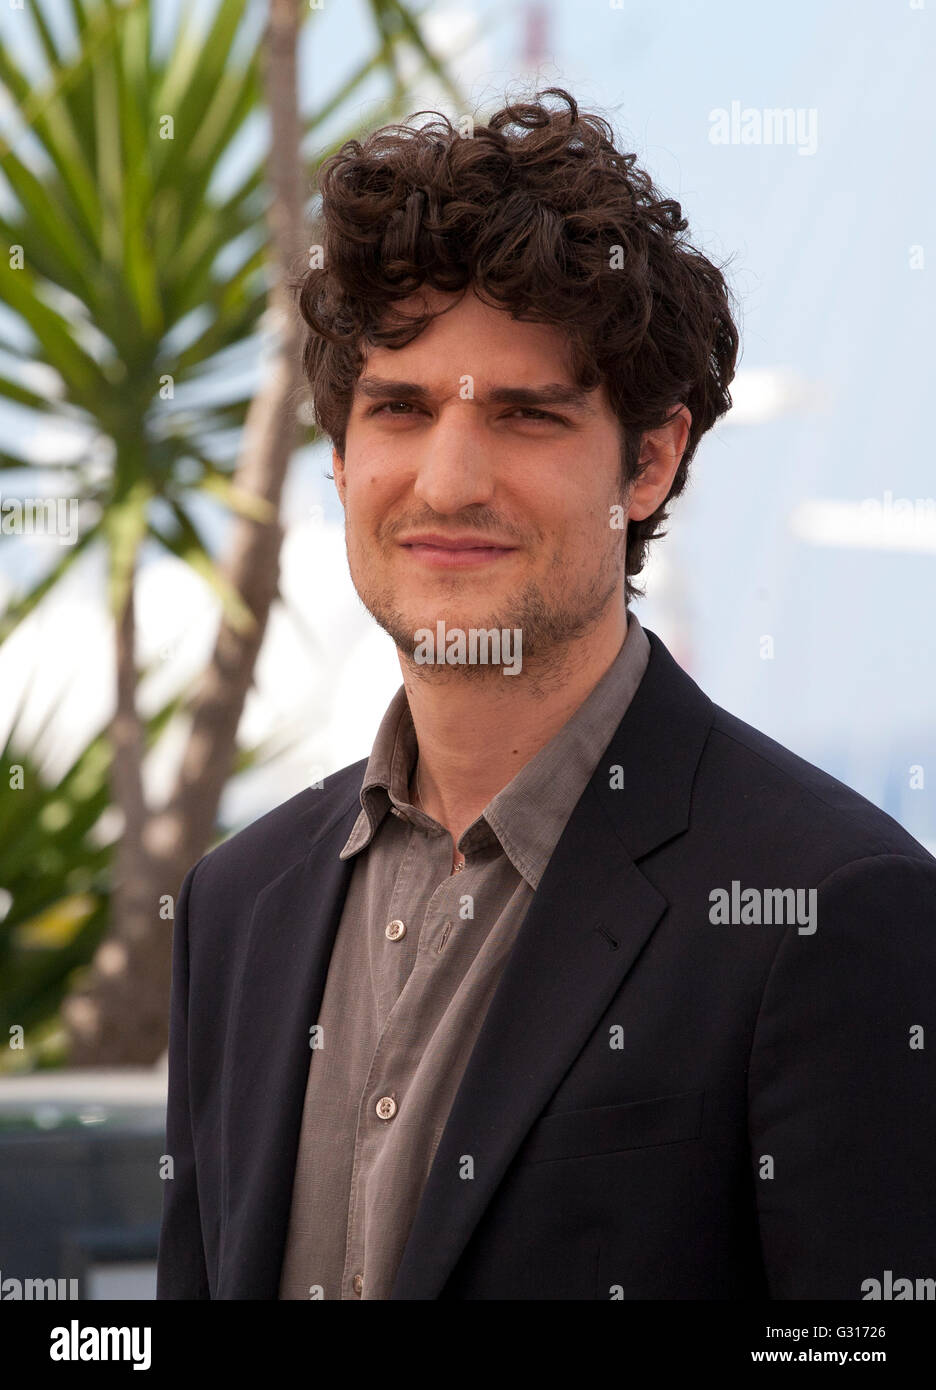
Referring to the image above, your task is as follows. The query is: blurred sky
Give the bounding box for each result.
[1,0,933,849]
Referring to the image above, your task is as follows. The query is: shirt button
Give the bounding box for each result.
[385,919,406,940]
[352,1273,363,1296]
[375,1095,397,1120]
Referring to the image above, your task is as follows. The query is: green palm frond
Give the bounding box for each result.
[0,0,470,641]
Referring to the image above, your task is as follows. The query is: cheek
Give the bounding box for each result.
[347,456,407,509]
[344,473,383,522]
[344,478,407,557]
[555,505,618,567]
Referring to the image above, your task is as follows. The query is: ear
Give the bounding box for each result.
[332,445,346,507]
[627,405,692,522]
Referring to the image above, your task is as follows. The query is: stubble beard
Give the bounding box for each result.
[345,523,628,692]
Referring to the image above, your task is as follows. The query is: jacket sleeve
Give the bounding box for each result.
[748,851,936,1298]
[156,858,211,1299]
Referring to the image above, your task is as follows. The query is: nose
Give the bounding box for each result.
[411,402,496,514]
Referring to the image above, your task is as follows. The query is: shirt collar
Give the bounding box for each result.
[339,609,651,887]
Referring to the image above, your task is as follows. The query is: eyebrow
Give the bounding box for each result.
[354,375,597,415]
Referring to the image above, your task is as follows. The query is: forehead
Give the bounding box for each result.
[366,286,576,374]
[361,287,615,416]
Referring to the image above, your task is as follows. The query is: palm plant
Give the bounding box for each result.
[0,0,465,1064]
[0,695,112,1069]
[0,675,288,1073]
[0,683,170,1071]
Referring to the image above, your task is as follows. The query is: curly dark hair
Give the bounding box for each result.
[297,87,740,603]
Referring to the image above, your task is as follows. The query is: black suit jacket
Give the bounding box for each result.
[156,628,936,1299]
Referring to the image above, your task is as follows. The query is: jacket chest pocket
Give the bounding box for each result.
[516,1089,705,1165]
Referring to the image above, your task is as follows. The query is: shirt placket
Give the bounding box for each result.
[340,831,479,1300]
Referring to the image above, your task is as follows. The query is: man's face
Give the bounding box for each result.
[333,287,632,676]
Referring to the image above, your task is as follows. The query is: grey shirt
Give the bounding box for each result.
[277,611,651,1299]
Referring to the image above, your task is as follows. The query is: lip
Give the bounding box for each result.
[398,533,518,570]
[399,533,515,549]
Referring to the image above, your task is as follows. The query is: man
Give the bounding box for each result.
[157,89,936,1300]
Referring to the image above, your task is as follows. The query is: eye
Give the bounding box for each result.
[508,407,561,422]
[368,400,421,416]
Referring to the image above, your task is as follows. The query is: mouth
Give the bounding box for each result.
[399,536,518,569]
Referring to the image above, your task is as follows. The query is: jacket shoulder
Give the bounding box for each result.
[186,757,366,902]
[704,704,934,866]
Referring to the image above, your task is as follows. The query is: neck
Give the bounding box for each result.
[402,598,629,845]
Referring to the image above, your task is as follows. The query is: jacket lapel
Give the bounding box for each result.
[390,630,715,1297]
[217,790,360,1298]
